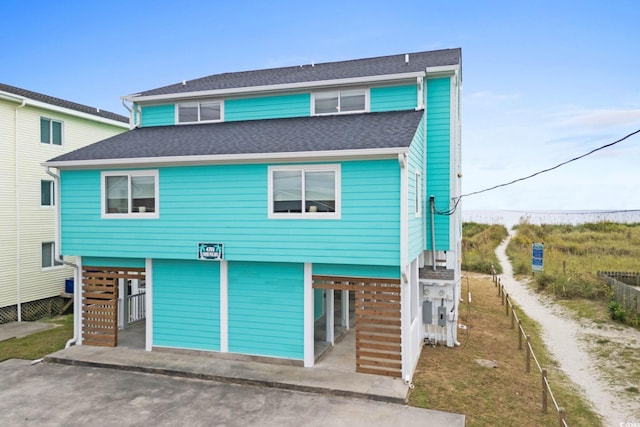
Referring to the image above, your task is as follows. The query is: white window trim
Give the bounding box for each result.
[268,164,341,220]
[311,88,369,116]
[40,117,64,146]
[175,100,224,124]
[41,241,63,269]
[41,179,55,207]
[415,170,422,217]
[101,170,159,219]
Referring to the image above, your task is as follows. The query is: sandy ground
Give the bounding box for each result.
[496,235,640,426]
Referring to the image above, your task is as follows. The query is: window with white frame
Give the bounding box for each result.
[102,171,158,217]
[177,100,222,123]
[269,165,340,218]
[40,117,63,145]
[415,171,422,216]
[313,89,367,115]
[41,180,54,206]
[42,242,63,268]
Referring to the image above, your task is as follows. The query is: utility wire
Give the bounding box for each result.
[461,128,640,198]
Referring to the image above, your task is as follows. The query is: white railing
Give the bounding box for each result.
[127,291,146,325]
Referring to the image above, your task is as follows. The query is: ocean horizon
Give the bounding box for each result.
[462,209,640,228]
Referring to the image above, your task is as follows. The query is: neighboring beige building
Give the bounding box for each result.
[0,83,128,322]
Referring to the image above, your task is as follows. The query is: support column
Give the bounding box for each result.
[145,258,153,351]
[303,263,314,367]
[220,260,228,352]
[326,289,335,345]
[341,289,350,329]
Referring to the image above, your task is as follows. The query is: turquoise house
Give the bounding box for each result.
[44,49,462,380]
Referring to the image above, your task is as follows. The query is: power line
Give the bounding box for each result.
[461,128,640,198]
[433,128,640,216]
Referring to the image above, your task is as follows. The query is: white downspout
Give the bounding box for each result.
[45,167,80,348]
[15,98,26,321]
[121,98,135,129]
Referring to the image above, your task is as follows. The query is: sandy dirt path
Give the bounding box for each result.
[496,235,640,426]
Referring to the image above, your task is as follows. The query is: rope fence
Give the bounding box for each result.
[491,266,568,427]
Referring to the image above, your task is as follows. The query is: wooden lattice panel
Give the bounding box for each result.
[313,275,402,378]
[82,269,119,347]
[81,267,146,347]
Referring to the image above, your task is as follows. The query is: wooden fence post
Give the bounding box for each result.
[526,335,531,373]
[558,407,566,426]
[511,308,515,329]
[501,287,505,306]
[542,369,548,413]
[518,320,522,350]
[506,295,510,316]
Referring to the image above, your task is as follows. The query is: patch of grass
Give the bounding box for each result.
[409,273,601,426]
[0,315,73,362]
[556,298,610,324]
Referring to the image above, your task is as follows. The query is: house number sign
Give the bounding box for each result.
[198,243,224,261]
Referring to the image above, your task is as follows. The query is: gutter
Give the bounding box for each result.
[42,146,410,170]
[45,167,80,348]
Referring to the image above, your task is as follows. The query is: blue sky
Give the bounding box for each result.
[3,0,639,211]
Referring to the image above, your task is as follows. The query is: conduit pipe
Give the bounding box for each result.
[45,167,80,348]
[430,196,436,270]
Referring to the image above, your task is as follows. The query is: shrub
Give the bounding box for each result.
[534,272,554,291]
[608,301,626,322]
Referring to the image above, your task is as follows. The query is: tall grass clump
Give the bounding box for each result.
[462,222,508,274]
[506,221,640,325]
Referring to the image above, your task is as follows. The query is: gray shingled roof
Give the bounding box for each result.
[134,48,461,97]
[47,110,423,164]
[0,83,129,123]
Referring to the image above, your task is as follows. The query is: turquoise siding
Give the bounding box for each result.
[82,257,145,268]
[225,94,310,121]
[370,85,417,112]
[407,114,426,259]
[153,259,220,351]
[140,104,175,127]
[60,159,401,266]
[426,78,451,250]
[137,85,417,128]
[312,263,399,279]
[228,262,303,359]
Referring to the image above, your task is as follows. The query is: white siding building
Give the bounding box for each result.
[0,84,128,322]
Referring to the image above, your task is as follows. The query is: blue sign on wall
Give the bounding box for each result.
[198,243,224,261]
[532,243,544,272]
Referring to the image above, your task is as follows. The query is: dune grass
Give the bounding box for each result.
[505,221,640,327]
[462,222,509,275]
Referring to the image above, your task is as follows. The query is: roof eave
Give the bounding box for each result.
[426,64,461,78]
[124,71,427,104]
[0,90,129,128]
[43,147,409,170]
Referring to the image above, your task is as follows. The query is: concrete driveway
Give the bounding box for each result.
[0,359,464,427]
